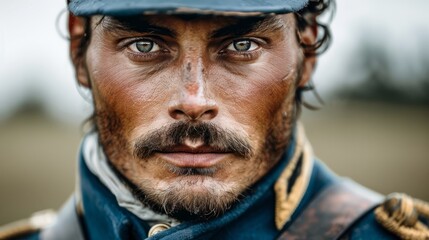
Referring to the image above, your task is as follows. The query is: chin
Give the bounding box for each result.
[135,175,244,220]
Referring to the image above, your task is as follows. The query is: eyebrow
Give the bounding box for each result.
[210,16,285,39]
[101,16,177,38]
[100,15,285,39]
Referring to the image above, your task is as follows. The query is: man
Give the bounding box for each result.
[1,0,428,239]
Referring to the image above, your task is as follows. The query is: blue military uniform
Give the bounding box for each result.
[2,0,429,238]
[3,127,423,239]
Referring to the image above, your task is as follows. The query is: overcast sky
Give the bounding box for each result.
[1,0,428,123]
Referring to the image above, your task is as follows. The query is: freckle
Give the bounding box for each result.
[186,83,199,94]
[186,62,192,71]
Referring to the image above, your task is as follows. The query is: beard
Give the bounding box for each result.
[129,171,246,221]
[96,113,255,220]
[132,121,255,220]
[95,105,295,221]
[93,74,299,221]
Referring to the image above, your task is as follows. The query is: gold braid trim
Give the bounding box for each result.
[0,210,56,239]
[415,199,429,219]
[274,124,313,230]
[375,193,429,240]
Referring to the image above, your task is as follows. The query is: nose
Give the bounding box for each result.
[168,97,218,121]
[168,58,218,121]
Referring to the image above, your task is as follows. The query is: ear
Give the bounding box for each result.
[69,13,91,88]
[297,22,318,87]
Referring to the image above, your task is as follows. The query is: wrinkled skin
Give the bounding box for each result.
[69,14,316,219]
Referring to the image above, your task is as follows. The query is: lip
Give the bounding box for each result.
[156,145,230,168]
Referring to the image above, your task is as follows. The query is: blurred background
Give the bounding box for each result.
[0,0,428,225]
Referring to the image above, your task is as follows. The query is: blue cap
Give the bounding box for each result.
[69,0,309,17]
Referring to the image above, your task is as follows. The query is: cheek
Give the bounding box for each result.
[86,49,172,135]
[213,47,300,137]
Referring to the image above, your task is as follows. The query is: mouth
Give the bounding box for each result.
[156,141,231,168]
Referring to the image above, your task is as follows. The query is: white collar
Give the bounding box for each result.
[82,132,179,226]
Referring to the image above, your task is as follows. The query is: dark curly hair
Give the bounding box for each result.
[294,0,336,112]
[296,0,335,56]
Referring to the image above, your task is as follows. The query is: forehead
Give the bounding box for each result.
[92,14,292,37]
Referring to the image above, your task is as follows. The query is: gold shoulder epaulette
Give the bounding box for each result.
[375,193,429,240]
[0,210,56,239]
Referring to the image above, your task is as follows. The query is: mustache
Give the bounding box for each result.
[133,122,252,159]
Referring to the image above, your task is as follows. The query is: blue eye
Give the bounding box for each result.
[227,39,258,52]
[129,40,160,53]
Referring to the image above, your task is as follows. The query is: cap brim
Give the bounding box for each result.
[69,0,309,17]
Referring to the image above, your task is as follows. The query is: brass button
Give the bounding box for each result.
[148,223,171,237]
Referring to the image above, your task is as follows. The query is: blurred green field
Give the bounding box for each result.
[1,101,428,225]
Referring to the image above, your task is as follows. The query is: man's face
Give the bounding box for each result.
[71,14,315,219]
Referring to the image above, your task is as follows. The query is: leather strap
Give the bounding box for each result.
[278,180,383,240]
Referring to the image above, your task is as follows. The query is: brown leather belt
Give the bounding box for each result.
[278,180,383,240]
